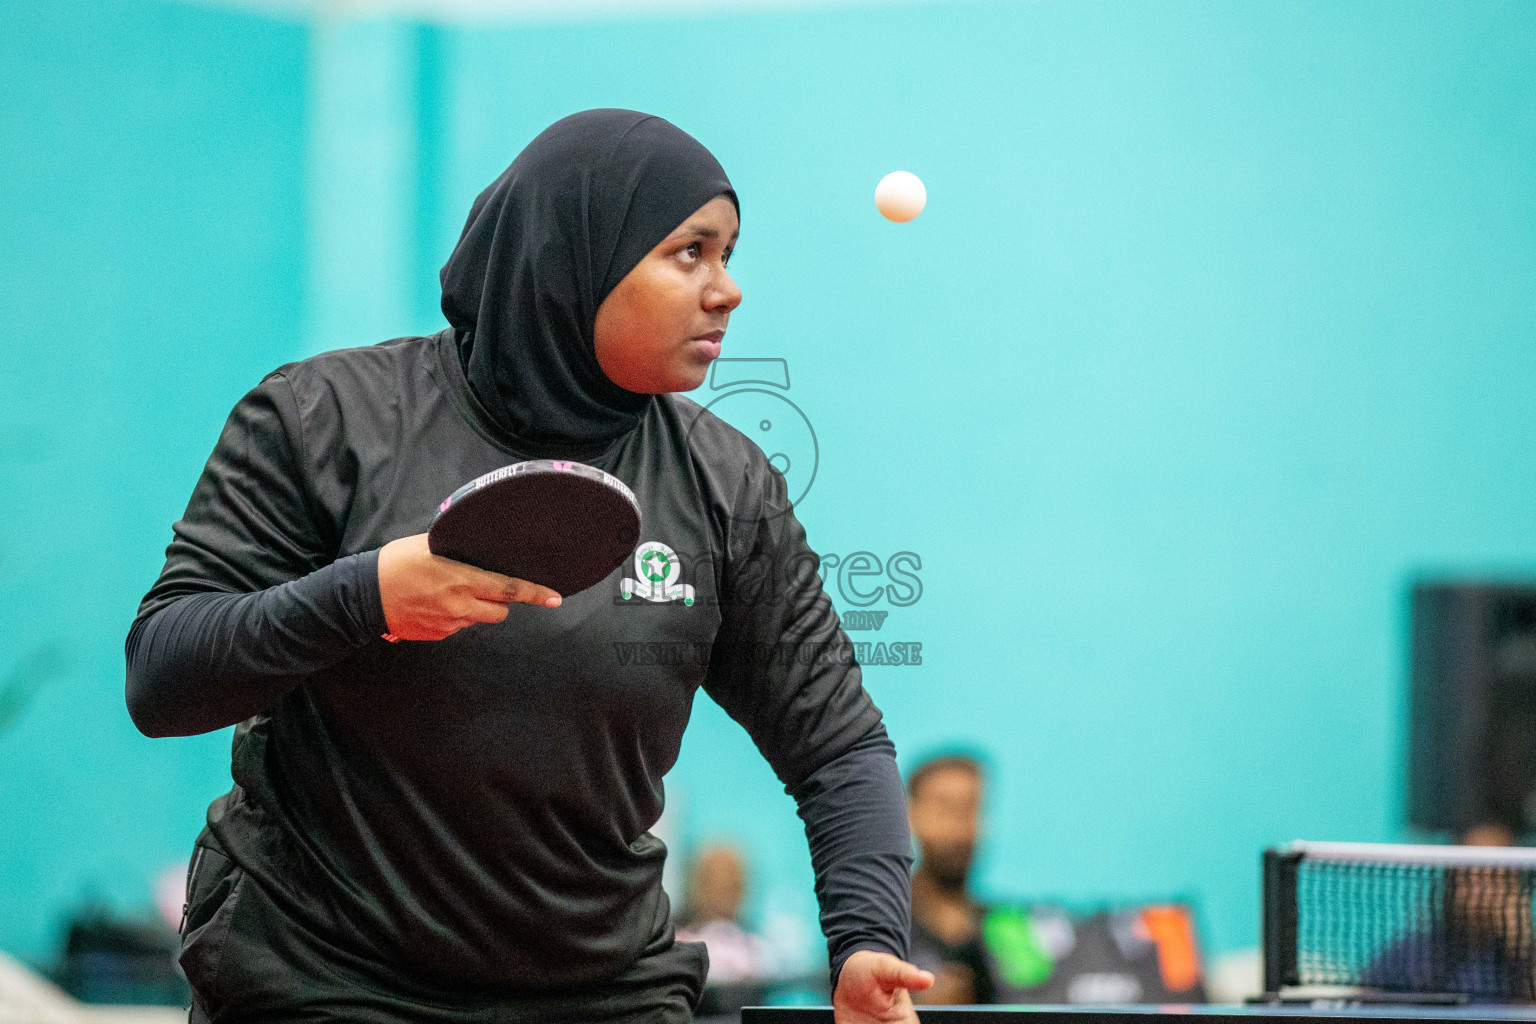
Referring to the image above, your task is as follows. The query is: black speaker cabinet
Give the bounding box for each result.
[1407,582,1536,837]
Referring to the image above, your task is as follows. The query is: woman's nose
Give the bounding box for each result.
[707,270,742,313]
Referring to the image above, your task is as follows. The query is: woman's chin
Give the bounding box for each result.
[671,370,711,394]
[664,356,714,394]
[621,366,710,395]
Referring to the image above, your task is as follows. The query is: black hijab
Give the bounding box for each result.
[440,109,737,449]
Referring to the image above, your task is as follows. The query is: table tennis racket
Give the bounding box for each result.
[427,460,641,598]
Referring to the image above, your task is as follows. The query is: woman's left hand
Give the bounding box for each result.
[832,950,934,1023]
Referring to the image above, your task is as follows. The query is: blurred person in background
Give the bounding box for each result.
[677,843,774,1021]
[1363,862,1536,999]
[1363,826,1536,999]
[1460,824,1519,848]
[677,843,768,982]
[906,754,996,1005]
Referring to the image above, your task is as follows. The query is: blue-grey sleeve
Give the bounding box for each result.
[702,460,911,990]
[791,730,912,991]
[124,374,387,738]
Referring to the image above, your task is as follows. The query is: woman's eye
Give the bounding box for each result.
[680,242,702,261]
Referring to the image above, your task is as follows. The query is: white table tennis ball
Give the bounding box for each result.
[875,170,926,223]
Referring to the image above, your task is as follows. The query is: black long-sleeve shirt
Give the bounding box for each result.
[126,328,910,994]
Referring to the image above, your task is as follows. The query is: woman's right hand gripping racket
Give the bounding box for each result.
[378,460,641,642]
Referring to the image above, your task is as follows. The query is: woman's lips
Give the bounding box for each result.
[692,331,724,358]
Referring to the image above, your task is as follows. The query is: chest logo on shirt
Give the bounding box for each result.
[619,541,695,606]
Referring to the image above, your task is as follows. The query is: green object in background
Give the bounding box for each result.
[983,906,1054,988]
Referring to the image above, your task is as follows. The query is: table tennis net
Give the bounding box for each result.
[1264,843,1536,1001]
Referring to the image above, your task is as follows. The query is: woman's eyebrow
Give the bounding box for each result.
[675,224,740,242]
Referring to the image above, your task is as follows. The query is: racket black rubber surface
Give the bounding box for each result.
[427,460,641,597]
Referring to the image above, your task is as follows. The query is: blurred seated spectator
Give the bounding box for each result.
[677,842,775,1020]
[905,751,1207,1005]
[1362,826,1535,1000]
[677,842,768,982]
[1460,823,1519,848]
[906,752,996,1004]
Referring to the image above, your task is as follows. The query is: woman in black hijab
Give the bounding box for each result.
[128,109,929,1023]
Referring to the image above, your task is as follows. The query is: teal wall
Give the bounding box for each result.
[3,0,1536,973]
[0,0,308,960]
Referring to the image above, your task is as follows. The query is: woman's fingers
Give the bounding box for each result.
[832,951,931,1023]
[461,567,562,608]
[509,577,563,608]
[378,534,565,643]
[454,568,571,607]
[464,599,512,625]
[421,578,560,637]
[874,958,934,993]
[427,544,562,608]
